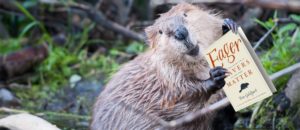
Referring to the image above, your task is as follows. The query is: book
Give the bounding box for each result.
[204,27,276,111]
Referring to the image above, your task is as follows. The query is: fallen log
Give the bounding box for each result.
[0,43,48,81]
[150,0,300,13]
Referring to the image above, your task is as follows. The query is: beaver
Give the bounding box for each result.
[91,3,237,130]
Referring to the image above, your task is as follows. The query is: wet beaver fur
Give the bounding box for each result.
[91,3,237,130]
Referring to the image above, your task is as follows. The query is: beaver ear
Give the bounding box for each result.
[145,26,158,48]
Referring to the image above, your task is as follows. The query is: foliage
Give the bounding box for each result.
[251,13,300,129]
[1,0,299,129]
[0,0,146,120]
[0,39,22,54]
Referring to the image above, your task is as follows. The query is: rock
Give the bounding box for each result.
[274,69,300,112]
[285,69,300,107]
[0,88,20,107]
[0,44,48,80]
[42,77,103,129]
[0,113,60,130]
[45,79,102,114]
[274,69,300,129]
[69,74,82,88]
[285,69,300,129]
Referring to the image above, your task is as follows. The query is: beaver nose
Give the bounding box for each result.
[174,25,188,40]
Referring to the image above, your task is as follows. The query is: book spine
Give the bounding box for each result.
[237,27,276,93]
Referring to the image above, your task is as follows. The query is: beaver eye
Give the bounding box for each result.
[159,30,163,34]
[183,13,187,17]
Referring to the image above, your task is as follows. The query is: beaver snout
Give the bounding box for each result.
[174,25,188,40]
[174,25,197,53]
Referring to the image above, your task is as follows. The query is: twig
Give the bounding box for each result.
[155,62,300,129]
[84,8,144,41]
[119,101,170,127]
[243,0,300,13]
[253,22,278,50]
[0,107,90,120]
[114,62,300,130]
[269,62,300,80]
[36,111,90,120]
[158,98,230,130]
[48,2,144,41]
[120,98,229,129]
[95,0,103,9]
[272,112,276,130]
[276,18,300,25]
[249,100,263,128]
[238,7,262,33]
[0,0,144,41]
[0,107,28,114]
[245,17,299,51]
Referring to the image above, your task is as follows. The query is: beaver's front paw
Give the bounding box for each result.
[222,18,238,34]
[205,66,228,93]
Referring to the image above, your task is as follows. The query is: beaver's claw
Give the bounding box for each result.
[204,66,228,93]
[222,18,238,34]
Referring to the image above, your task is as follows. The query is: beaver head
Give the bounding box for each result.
[145,3,223,63]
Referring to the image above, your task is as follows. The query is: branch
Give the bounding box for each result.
[0,107,28,114]
[249,100,263,128]
[269,62,300,80]
[45,2,144,41]
[275,17,300,25]
[253,17,300,50]
[253,22,278,50]
[119,101,170,127]
[84,8,144,41]
[118,63,300,129]
[156,98,230,130]
[95,0,103,9]
[155,62,300,129]
[0,0,144,41]
[0,107,90,120]
[243,0,300,13]
[150,0,300,12]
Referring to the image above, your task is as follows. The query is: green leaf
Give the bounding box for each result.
[14,1,36,21]
[19,21,39,38]
[290,14,300,22]
[0,39,21,54]
[273,10,278,19]
[14,1,48,34]
[278,23,296,35]
[254,18,273,29]
[109,49,119,56]
[254,19,267,28]
[126,42,145,54]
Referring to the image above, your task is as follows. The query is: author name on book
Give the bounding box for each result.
[238,88,257,100]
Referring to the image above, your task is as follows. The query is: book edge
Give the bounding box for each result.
[233,91,273,111]
[237,27,277,93]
